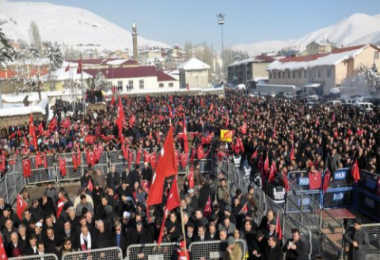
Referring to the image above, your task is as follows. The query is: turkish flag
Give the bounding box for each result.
[87,179,94,191]
[146,95,151,103]
[264,154,269,173]
[23,136,28,148]
[110,95,115,106]
[0,154,5,172]
[128,150,133,169]
[197,145,205,160]
[190,148,197,164]
[35,152,43,169]
[16,194,27,220]
[290,146,295,160]
[250,150,258,163]
[84,135,96,144]
[276,213,283,240]
[141,180,150,194]
[48,117,57,132]
[322,169,331,193]
[129,114,136,127]
[143,150,150,163]
[38,122,44,135]
[86,150,95,166]
[29,114,37,148]
[204,195,212,217]
[135,149,142,165]
[72,152,78,170]
[268,161,276,183]
[0,228,8,260]
[61,118,71,129]
[122,143,129,161]
[116,98,125,139]
[180,152,187,169]
[240,122,247,134]
[65,64,70,72]
[217,150,227,162]
[282,172,289,192]
[201,132,213,145]
[183,116,188,153]
[57,199,64,218]
[147,127,178,208]
[59,157,67,177]
[77,59,82,74]
[351,159,360,183]
[309,170,322,190]
[188,165,194,189]
[22,159,31,178]
[208,103,214,113]
[157,208,169,246]
[150,152,157,170]
[200,98,205,108]
[239,202,248,215]
[157,127,178,178]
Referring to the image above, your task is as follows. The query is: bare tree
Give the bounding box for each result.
[29,20,42,54]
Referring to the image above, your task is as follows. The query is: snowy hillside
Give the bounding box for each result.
[232,13,380,56]
[0,0,168,50]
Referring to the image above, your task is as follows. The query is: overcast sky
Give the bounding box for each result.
[10,0,380,48]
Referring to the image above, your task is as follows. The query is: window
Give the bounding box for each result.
[304,70,307,78]
[273,72,276,79]
[298,71,302,78]
[282,72,285,78]
[139,80,144,89]
[375,51,379,59]
[318,69,322,78]
[118,81,123,88]
[108,82,112,88]
[288,71,291,78]
[128,80,134,89]
[293,71,296,78]
[327,68,332,78]
[278,72,281,78]
[169,83,174,87]
[159,83,164,88]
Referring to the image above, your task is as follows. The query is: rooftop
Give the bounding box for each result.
[178,58,210,70]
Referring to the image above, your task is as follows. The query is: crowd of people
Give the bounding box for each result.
[0,89,379,260]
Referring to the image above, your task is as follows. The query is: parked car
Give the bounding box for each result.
[325,100,342,106]
[355,102,374,111]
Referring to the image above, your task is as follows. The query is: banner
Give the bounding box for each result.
[220,129,234,142]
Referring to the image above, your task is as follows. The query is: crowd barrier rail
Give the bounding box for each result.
[9,254,58,260]
[189,239,246,260]
[126,242,178,260]
[356,171,380,221]
[62,247,123,260]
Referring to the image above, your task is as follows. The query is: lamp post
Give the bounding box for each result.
[217,13,225,74]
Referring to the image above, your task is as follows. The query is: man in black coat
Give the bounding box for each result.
[250,230,267,260]
[6,232,27,257]
[141,162,153,182]
[107,165,121,189]
[60,219,79,250]
[112,222,128,258]
[265,236,283,260]
[93,220,112,249]
[198,179,214,210]
[283,228,307,260]
[24,234,39,256]
[344,218,370,260]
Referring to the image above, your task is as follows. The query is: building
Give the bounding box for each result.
[227,55,275,87]
[306,40,337,55]
[178,58,210,89]
[266,44,380,95]
[84,66,179,92]
[66,58,139,70]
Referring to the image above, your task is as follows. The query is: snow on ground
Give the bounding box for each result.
[0,0,168,50]
[0,98,48,117]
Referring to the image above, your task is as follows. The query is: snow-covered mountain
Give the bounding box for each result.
[232,13,380,56]
[0,0,168,50]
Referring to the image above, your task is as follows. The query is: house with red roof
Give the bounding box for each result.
[266,44,380,95]
[84,66,179,92]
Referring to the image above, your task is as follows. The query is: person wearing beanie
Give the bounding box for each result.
[223,236,242,260]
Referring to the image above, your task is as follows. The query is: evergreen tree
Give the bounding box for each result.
[0,26,14,65]
[94,71,108,90]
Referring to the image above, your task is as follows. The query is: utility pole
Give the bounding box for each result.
[81,54,86,114]
[217,14,225,76]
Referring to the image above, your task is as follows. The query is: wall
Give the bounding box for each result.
[158,80,180,90]
[252,63,270,79]
[183,69,209,89]
[353,46,380,71]
[106,76,157,92]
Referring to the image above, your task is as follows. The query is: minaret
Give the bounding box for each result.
[132,23,138,62]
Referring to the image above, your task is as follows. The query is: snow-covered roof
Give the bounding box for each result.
[2,90,83,103]
[41,62,93,81]
[229,55,275,67]
[6,58,50,66]
[105,59,128,65]
[267,45,369,71]
[0,98,48,117]
[178,58,210,70]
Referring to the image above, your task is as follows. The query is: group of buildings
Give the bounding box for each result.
[228,41,380,95]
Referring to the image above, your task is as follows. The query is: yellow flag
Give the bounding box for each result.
[220,130,234,142]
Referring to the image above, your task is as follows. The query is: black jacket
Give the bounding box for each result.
[283,239,308,260]
[107,171,121,188]
[112,232,128,257]
[265,244,284,260]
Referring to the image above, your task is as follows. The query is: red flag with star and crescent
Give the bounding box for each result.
[16,194,27,220]
[204,195,212,217]
[22,159,31,178]
[239,202,248,215]
[0,231,8,260]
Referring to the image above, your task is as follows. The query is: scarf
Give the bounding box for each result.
[80,233,91,251]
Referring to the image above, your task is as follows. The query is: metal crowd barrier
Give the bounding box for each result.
[127,242,178,260]
[0,158,25,204]
[319,208,344,259]
[189,239,246,260]
[356,171,380,221]
[250,182,265,225]
[27,154,56,185]
[9,253,58,260]
[62,247,123,260]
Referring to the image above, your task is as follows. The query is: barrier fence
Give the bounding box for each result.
[189,239,246,260]
[9,254,58,260]
[356,171,380,221]
[127,242,178,260]
[62,247,123,260]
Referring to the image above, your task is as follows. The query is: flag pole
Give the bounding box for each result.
[81,54,86,114]
[177,176,187,252]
